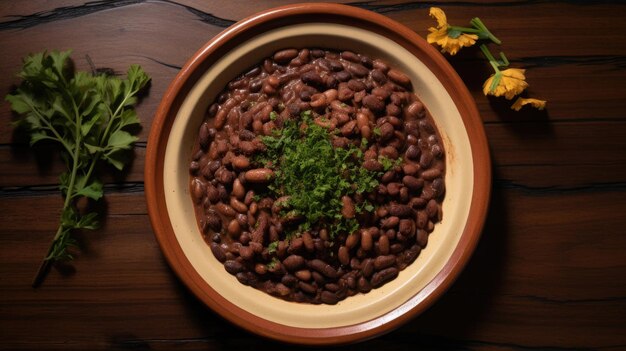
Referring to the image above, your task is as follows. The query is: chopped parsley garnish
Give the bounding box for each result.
[258,111,380,239]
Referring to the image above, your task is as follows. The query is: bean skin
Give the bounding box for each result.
[417,229,428,248]
[232,179,245,200]
[346,231,361,250]
[299,281,317,295]
[421,169,441,180]
[357,277,372,293]
[205,210,222,232]
[320,291,339,305]
[405,145,420,160]
[340,120,357,136]
[295,269,312,281]
[210,243,227,262]
[244,168,275,183]
[403,175,424,191]
[341,195,356,218]
[283,255,305,271]
[302,232,315,252]
[308,259,339,279]
[224,260,244,275]
[363,159,384,172]
[389,203,415,217]
[371,69,387,84]
[371,267,399,288]
[362,95,385,112]
[347,63,369,77]
[227,219,241,237]
[416,211,428,229]
[338,246,350,266]
[420,152,433,168]
[230,197,248,214]
[341,51,360,63]
[432,178,445,198]
[215,202,237,217]
[361,229,373,251]
[374,255,396,271]
[191,178,205,203]
[239,245,254,260]
[378,235,390,255]
[387,69,411,87]
[274,49,299,64]
[426,199,440,219]
[361,258,374,278]
[379,122,395,141]
[398,219,413,236]
[381,216,400,229]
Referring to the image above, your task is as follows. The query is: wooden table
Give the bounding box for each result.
[1,1,625,349]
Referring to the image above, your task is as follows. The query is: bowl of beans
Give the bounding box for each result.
[145,2,490,345]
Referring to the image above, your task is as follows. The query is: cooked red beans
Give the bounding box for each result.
[190,48,445,304]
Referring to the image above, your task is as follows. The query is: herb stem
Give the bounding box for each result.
[31,226,63,287]
[100,85,137,147]
[29,105,74,154]
[32,94,83,286]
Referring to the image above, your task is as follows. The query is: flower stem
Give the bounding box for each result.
[471,17,501,44]
[480,44,503,94]
[480,44,499,67]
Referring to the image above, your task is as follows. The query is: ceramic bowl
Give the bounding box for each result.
[145,3,490,345]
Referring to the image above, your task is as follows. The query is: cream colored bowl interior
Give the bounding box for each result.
[163,23,473,328]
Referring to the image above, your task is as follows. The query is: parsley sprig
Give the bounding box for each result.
[258,111,380,239]
[5,50,150,287]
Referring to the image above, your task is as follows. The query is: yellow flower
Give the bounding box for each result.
[427,7,478,55]
[482,68,529,99]
[511,97,547,111]
[430,7,448,28]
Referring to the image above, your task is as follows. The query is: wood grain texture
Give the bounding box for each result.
[1,0,625,350]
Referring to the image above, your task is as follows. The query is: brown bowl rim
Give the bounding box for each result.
[145,2,491,345]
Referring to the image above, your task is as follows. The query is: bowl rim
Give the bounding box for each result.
[145,2,491,345]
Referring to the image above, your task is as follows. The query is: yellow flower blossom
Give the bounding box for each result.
[482,68,529,100]
[430,7,448,27]
[427,7,478,55]
[511,97,547,111]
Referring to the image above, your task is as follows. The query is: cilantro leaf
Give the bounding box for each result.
[6,50,150,287]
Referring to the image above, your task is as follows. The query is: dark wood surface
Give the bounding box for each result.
[1,1,625,350]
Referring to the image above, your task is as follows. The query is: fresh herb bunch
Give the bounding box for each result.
[257,111,383,239]
[5,50,150,287]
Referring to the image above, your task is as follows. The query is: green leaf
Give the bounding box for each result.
[49,50,72,79]
[81,115,101,137]
[267,241,278,254]
[29,131,54,145]
[75,179,103,201]
[107,130,137,150]
[5,94,32,114]
[61,206,78,228]
[79,95,101,120]
[75,212,99,230]
[85,143,104,154]
[103,152,126,171]
[127,64,150,92]
[52,95,74,122]
[118,109,141,129]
